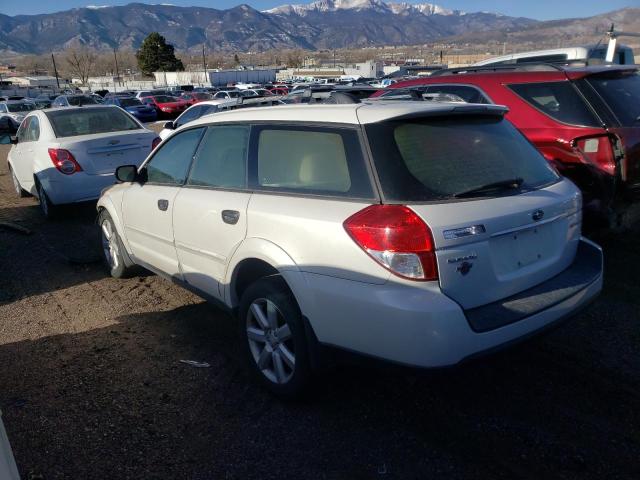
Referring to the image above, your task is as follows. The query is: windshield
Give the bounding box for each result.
[587,72,640,127]
[7,103,35,112]
[366,116,559,201]
[67,96,98,106]
[154,96,178,103]
[119,98,143,107]
[46,107,141,138]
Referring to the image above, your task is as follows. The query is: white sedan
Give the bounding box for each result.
[7,105,160,218]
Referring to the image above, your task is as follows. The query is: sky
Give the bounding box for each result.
[1,0,636,20]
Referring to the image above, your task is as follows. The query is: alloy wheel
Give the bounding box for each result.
[246,298,296,384]
[101,218,120,270]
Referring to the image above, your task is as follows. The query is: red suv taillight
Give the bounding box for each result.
[152,137,161,150]
[48,148,82,175]
[574,135,616,175]
[343,205,438,281]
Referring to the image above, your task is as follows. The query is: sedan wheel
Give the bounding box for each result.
[98,211,134,278]
[36,182,56,219]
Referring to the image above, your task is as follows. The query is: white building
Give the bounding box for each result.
[343,60,384,79]
[8,76,59,88]
[154,69,276,87]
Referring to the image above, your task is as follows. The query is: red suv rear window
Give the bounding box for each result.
[508,81,600,127]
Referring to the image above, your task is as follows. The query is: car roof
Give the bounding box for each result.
[187,101,507,127]
[42,104,119,113]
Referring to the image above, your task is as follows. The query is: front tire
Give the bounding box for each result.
[99,210,134,279]
[239,276,312,399]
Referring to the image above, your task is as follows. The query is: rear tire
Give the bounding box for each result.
[239,276,312,399]
[10,166,28,198]
[36,180,58,219]
[99,210,135,279]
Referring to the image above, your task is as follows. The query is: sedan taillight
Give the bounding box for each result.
[48,148,82,175]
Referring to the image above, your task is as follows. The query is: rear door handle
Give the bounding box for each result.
[221,210,240,225]
[157,199,169,211]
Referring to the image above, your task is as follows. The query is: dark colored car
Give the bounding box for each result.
[140,95,189,119]
[52,95,100,107]
[103,96,158,123]
[372,64,640,230]
[32,94,58,109]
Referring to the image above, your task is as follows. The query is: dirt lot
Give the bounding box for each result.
[0,142,639,480]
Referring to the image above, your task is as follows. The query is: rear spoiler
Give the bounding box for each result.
[386,104,509,122]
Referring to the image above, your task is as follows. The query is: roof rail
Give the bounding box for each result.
[429,63,569,76]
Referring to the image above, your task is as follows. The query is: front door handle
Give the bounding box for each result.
[221,210,240,225]
[157,199,169,211]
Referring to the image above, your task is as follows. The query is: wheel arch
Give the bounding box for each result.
[96,196,132,256]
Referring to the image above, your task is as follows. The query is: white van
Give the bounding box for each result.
[474,44,635,66]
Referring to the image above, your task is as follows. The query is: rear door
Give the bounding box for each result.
[172,124,251,300]
[12,116,39,186]
[122,127,205,275]
[364,114,582,309]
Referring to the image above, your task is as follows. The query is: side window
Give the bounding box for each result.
[175,106,203,128]
[0,104,6,113]
[508,81,600,127]
[26,117,39,141]
[145,128,204,185]
[252,126,373,198]
[426,85,489,104]
[187,125,249,189]
[16,117,30,142]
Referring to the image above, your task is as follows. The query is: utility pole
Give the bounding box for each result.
[202,44,207,86]
[51,53,60,89]
[113,48,120,93]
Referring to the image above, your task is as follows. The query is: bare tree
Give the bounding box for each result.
[64,48,97,84]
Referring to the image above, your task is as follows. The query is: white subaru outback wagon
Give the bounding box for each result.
[97,102,603,397]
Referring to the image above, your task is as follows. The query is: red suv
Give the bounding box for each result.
[372,64,640,229]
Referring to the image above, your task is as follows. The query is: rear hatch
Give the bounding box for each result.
[364,110,582,309]
[581,69,640,188]
[46,107,154,175]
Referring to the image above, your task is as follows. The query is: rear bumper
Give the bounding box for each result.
[293,238,602,368]
[38,171,117,205]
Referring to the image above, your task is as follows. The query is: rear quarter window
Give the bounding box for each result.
[251,126,374,199]
[508,81,600,127]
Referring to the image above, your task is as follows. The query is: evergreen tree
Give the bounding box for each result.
[136,32,184,75]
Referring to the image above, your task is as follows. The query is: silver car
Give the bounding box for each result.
[97,101,603,397]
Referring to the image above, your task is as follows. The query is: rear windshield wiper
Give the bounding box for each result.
[453,178,524,198]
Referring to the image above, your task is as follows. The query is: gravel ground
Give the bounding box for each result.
[0,142,639,480]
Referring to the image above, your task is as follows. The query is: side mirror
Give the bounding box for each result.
[10,136,18,144]
[115,165,138,183]
[163,121,174,130]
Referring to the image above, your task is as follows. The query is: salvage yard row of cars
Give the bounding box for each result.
[3,61,639,397]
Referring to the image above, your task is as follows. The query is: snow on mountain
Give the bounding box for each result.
[264,0,463,17]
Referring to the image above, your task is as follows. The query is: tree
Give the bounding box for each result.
[65,48,97,84]
[135,32,184,76]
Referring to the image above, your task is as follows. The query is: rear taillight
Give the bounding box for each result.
[343,205,438,281]
[48,148,82,175]
[574,135,616,175]
[152,137,161,150]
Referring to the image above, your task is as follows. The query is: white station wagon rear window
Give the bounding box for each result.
[46,107,141,138]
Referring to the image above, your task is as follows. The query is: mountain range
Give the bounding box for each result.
[0,1,535,54]
[0,2,636,55]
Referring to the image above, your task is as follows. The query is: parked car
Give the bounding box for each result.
[213,90,242,99]
[0,100,36,128]
[97,101,602,397]
[473,44,636,66]
[103,96,158,122]
[52,95,100,107]
[180,92,214,105]
[135,90,167,100]
[140,95,189,119]
[373,64,640,230]
[158,99,236,139]
[32,94,59,109]
[267,87,289,96]
[7,105,160,218]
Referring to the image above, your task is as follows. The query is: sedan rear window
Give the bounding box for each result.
[587,72,640,127]
[366,116,559,202]
[46,107,141,138]
[119,98,142,107]
[66,96,99,106]
[508,81,600,127]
